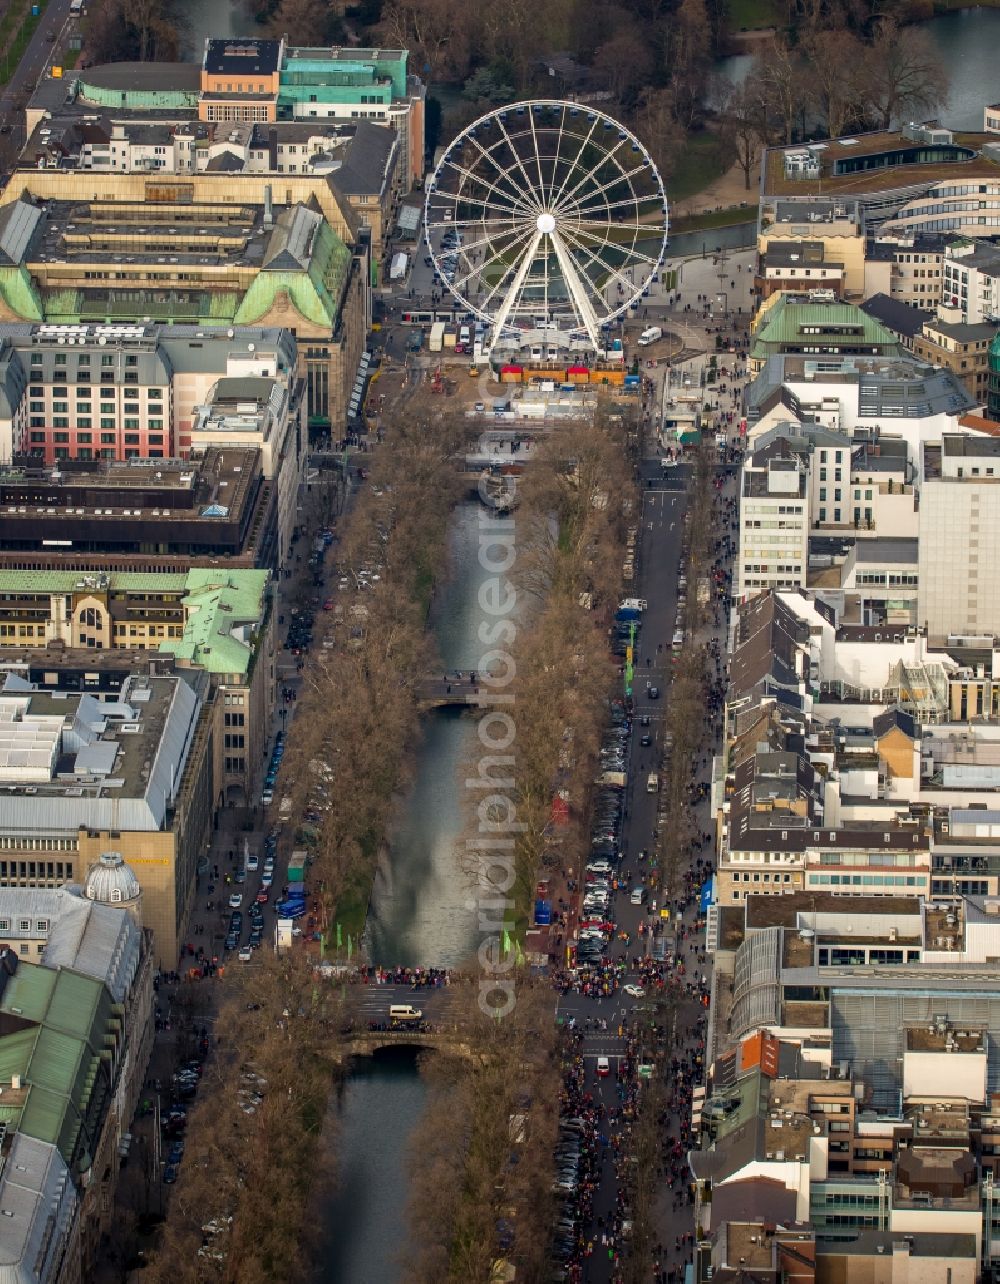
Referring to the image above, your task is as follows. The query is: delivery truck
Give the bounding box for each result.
[429,321,445,352]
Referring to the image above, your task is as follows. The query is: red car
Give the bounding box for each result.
[323,599,334,611]
[256,889,269,904]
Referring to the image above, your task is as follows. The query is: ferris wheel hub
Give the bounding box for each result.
[536,212,556,235]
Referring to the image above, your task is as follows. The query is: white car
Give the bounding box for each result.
[228,892,243,910]
[246,854,259,872]
[623,984,646,999]
[238,945,253,962]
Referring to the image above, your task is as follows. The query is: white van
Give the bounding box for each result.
[630,887,647,906]
[672,629,684,651]
[389,1004,423,1022]
[646,772,658,793]
[638,326,662,346]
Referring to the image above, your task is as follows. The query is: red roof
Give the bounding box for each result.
[567,365,590,374]
[501,364,523,374]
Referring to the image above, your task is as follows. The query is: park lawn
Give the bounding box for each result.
[727,0,782,27]
[0,0,43,86]
[670,133,730,202]
[671,204,758,233]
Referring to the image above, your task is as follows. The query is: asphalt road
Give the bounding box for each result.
[0,0,73,168]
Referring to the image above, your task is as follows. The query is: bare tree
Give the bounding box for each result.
[860,18,949,130]
[801,29,867,140]
[751,35,809,146]
[717,80,770,191]
[592,28,654,102]
[268,0,330,44]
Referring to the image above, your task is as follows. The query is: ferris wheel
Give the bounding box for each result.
[424,101,668,356]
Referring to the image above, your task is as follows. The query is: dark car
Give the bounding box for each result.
[164,1163,180,1184]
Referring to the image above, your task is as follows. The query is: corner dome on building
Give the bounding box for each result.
[84,852,142,906]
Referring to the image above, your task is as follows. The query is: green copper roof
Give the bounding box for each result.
[0,567,269,675]
[751,295,903,359]
[0,965,114,1172]
[160,567,270,675]
[235,219,350,328]
[0,570,188,594]
[0,266,43,321]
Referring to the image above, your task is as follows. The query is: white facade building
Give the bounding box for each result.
[940,238,1000,323]
[918,435,1000,639]
[738,442,810,599]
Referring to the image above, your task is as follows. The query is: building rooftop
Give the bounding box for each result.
[854,537,919,564]
[818,1228,978,1260]
[744,892,923,931]
[0,958,114,1170]
[729,593,810,701]
[0,885,142,1003]
[746,353,975,420]
[770,197,861,227]
[77,62,201,93]
[860,293,931,341]
[923,318,1000,343]
[0,670,202,832]
[203,39,281,77]
[0,1132,75,1283]
[942,432,1000,458]
[751,295,903,360]
[159,567,269,675]
[763,130,1000,198]
[761,240,839,269]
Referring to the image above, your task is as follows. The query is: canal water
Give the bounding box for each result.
[313,1049,427,1284]
[365,500,488,969]
[316,501,492,1283]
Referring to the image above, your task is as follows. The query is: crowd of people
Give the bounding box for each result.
[546,357,743,1280]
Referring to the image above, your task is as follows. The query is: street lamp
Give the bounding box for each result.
[717,292,728,315]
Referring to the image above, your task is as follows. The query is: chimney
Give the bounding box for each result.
[263,184,273,228]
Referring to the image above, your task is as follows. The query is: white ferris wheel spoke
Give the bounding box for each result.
[436,157,536,220]
[448,224,537,298]
[527,108,552,211]
[448,224,531,266]
[463,130,540,213]
[552,133,632,218]
[560,219,665,272]
[558,221,647,305]
[556,165,647,225]
[473,226,547,317]
[495,112,544,215]
[548,111,603,214]
[490,228,544,348]
[548,227,603,351]
[562,187,661,221]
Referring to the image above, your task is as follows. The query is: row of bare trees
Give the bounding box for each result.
[401,406,639,1281]
[405,978,561,1283]
[146,410,475,1280]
